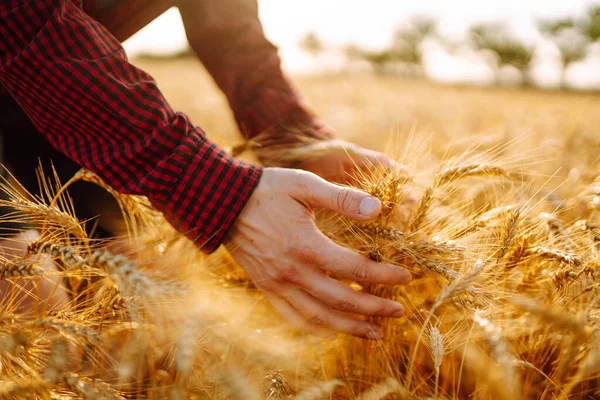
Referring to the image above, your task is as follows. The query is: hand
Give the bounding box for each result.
[296,139,403,184]
[225,168,412,339]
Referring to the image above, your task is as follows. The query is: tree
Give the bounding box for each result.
[344,17,436,76]
[469,23,534,85]
[299,32,324,57]
[539,19,588,89]
[538,18,576,35]
[390,17,437,65]
[582,6,600,42]
[343,45,396,75]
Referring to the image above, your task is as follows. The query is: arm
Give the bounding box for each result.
[0,0,261,253]
[0,1,414,339]
[177,0,399,182]
[177,0,336,148]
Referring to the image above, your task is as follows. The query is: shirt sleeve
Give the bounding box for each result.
[0,0,262,253]
[177,0,337,147]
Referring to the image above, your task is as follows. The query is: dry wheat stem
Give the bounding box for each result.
[409,186,434,232]
[406,259,486,388]
[64,372,125,400]
[497,207,521,262]
[429,326,444,398]
[6,197,87,239]
[215,365,261,400]
[0,260,43,278]
[0,377,50,398]
[353,222,405,241]
[357,377,410,400]
[524,246,583,266]
[473,311,518,391]
[434,164,522,187]
[32,316,101,344]
[43,337,67,384]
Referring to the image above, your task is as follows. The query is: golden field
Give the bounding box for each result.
[146,58,600,189]
[1,57,600,399]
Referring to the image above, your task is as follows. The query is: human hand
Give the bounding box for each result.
[295,139,403,184]
[225,168,412,339]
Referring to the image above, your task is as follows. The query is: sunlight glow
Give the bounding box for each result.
[122,1,600,87]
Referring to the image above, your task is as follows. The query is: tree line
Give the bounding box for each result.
[299,5,600,89]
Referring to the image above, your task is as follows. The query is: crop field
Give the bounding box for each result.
[1,57,600,399]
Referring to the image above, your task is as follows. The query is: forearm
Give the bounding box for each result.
[0,0,261,252]
[84,0,176,42]
[177,0,336,144]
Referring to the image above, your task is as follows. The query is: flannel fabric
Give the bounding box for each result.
[0,0,332,252]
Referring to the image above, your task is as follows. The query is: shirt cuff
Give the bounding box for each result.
[145,128,262,253]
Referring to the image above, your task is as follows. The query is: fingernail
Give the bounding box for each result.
[392,307,404,318]
[359,196,380,216]
[366,326,382,340]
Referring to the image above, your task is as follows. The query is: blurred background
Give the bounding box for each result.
[120,0,600,193]
[124,0,600,90]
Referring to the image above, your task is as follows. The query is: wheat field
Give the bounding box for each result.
[0,58,600,399]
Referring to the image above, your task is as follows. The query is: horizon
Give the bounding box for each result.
[122,1,600,88]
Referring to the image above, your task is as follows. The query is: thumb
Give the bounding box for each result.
[299,174,382,221]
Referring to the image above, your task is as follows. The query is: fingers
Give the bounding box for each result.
[308,275,405,317]
[278,264,405,318]
[261,290,335,339]
[294,173,382,221]
[315,233,412,284]
[283,231,412,285]
[278,285,382,339]
[354,151,398,170]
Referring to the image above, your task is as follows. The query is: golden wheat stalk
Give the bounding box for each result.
[353,222,405,241]
[0,260,43,278]
[42,338,68,384]
[215,365,261,400]
[2,195,86,238]
[429,326,444,398]
[357,377,410,400]
[406,259,486,387]
[497,207,522,262]
[434,164,523,187]
[524,246,583,266]
[64,372,125,400]
[409,186,434,231]
[473,312,518,390]
[0,377,51,399]
[27,240,84,269]
[32,316,101,344]
[74,168,163,227]
[265,370,294,399]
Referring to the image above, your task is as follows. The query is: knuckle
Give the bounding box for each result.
[289,245,322,266]
[278,265,301,284]
[351,262,371,282]
[260,278,278,291]
[335,299,356,312]
[307,313,325,326]
[333,188,353,211]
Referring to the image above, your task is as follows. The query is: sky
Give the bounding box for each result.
[122,0,600,88]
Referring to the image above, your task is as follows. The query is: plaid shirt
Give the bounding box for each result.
[0,0,332,252]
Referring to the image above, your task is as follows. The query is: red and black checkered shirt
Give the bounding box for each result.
[0,0,331,252]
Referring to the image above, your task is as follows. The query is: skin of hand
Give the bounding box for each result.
[295,139,403,184]
[296,140,420,230]
[225,168,412,340]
